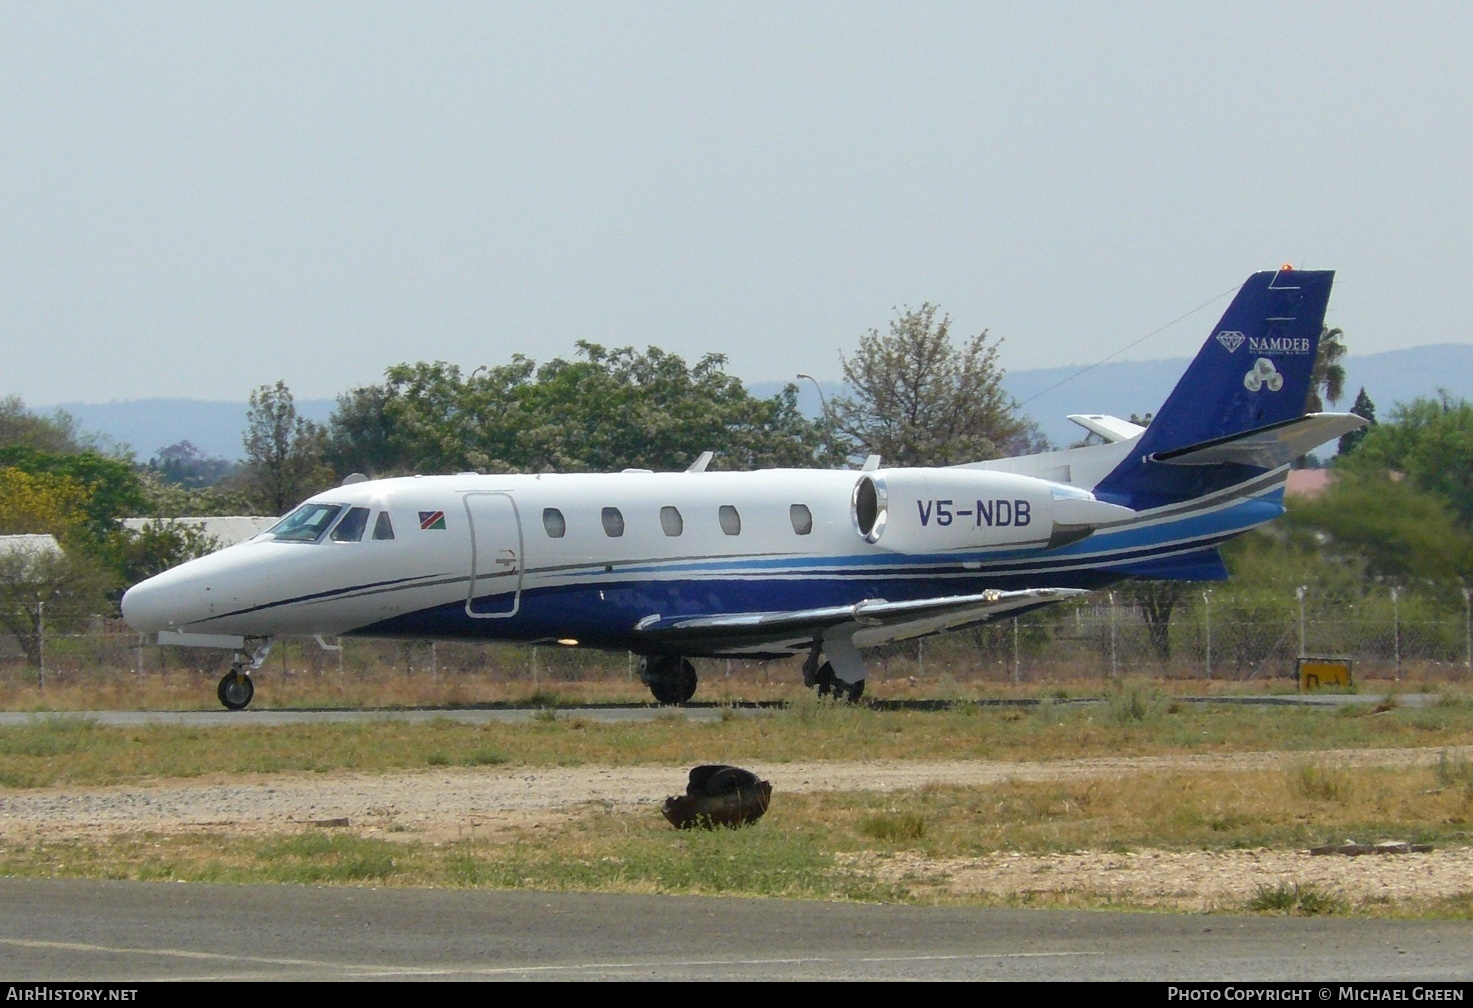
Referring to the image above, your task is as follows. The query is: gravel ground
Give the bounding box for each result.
[3,745,1471,910]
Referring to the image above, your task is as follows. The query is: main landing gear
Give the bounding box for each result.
[638,655,698,705]
[217,638,272,711]
[802,642,865,703]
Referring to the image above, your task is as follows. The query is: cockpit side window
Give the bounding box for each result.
[331,506,371,542]
[268,503,343,543]
[372,511,395,540]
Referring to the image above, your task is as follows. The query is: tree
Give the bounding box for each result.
[239,381,333,514]
[328,345,835,477]
[0,546,116,668]
[1117,580,1189,661]
[147,441,234,489]
[1283,468,1473,586]
[828,303,1043,466]
[1305,326,1347,413]
[0,468,89,538]
[1340,393,1473,526]
[0,396,89,454]
[1336,387,1376,458]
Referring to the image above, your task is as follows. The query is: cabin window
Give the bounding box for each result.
[330,506,370,542]
[543,508,567,538]
[268,503,342,543]
[718,505,742,536]
[601,507,625,537]
[789,504,813,535]
[660,506,683,536]
[372,511,395,540]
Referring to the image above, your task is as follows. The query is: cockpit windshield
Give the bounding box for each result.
[267,503,343,542]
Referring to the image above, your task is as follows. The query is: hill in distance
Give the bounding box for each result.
[45,344,1473,462]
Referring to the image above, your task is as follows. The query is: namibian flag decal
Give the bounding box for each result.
[418,510,447,531]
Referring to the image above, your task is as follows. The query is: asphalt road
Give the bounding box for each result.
[2,878,1471,982]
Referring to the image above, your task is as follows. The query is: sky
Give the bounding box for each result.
[4,2,1471,408]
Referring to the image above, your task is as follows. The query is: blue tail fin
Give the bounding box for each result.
[1093,267,1334,507]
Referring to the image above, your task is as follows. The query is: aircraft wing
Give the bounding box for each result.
[631,587,1089,657]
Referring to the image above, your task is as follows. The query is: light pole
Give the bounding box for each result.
[795,374,830,424]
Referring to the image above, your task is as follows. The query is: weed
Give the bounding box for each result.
[256,833,401,883]
[464,747,511,766]
[1246,881,1348,915]
[859,812,927,843]
[1434,750,1473,800]
[531,708,560,723]
[1291,762,1354,802]
[1106,681,1159,726]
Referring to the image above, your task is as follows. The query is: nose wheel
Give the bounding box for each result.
[217,668,255,711]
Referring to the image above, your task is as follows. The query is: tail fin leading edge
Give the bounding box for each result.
[1092,268,1334,506]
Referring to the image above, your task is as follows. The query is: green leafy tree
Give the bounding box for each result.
[238,381,333,514]
[829,303,1044,466]
[1336,387,1376,458]
[0,396,90,454]
[1283,469,1473,586]
[1339,393,1473,526]
[329,345,833,476]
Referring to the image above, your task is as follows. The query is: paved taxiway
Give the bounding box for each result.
[2,878,1471,981]
[0,692,1433,729]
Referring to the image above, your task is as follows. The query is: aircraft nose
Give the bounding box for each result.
[122,575,182,634]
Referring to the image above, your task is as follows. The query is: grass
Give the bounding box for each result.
[2,695,1473,789]
[2,687,1472,917]
[2,760,1468,913]
[1246,881,1350,916]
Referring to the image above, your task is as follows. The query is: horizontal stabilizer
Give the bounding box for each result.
[1067,414,1147,443]
[1147,413,1367,469]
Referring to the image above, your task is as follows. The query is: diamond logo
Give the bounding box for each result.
[1216,331,1246,353]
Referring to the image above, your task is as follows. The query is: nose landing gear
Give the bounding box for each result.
[217,637,272,711]
[217,669,255,710]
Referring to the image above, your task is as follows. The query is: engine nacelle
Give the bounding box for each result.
[850,468,1133,553]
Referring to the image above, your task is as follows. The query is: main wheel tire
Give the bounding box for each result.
[217,670,254,711]
[643,656,698,705]
[814,663,864,703]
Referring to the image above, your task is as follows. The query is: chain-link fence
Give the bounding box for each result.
[3,584,1470,692]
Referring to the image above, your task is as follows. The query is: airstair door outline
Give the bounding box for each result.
[464,492,523,618]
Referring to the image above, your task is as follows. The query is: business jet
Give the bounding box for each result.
[122,267,1364,709]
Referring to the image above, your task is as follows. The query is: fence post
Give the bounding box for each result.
[1202,590,1212,681]
[1107,592,1117,678]
[1296,585,1307,662]
[1392,586,1401,680]
[1464,587,1471,676]
[36,599,44,690]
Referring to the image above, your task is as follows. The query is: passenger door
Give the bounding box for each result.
[464,492,523,617]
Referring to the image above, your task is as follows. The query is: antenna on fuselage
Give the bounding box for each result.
[686,451,715,473]
[861,455,881,471]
